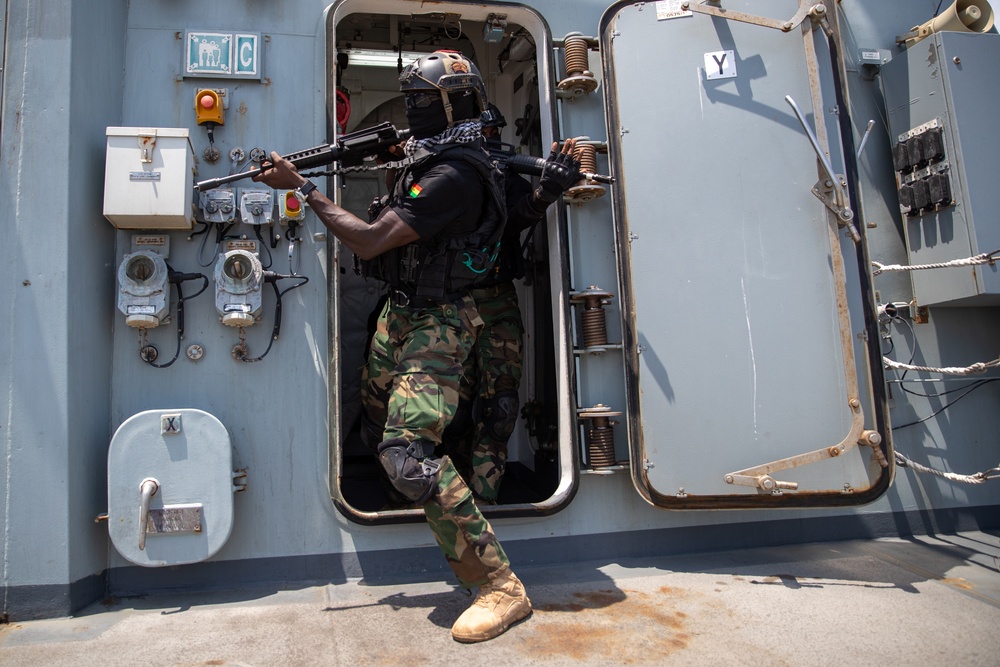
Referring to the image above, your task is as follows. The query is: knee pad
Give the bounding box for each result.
[359,410,386,452]
[377,437,441,505]
[484,389,519,442]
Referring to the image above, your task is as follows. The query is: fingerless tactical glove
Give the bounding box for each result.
[535,148,582,204]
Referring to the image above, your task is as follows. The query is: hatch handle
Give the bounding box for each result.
[786,96,840,202]
[138,477,159,550]
[785,95,860,241]
[856,120,876,160]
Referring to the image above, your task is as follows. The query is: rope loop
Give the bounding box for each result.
[871,248,1000,276]
[895,451,999,485]
[883,356,1000,376]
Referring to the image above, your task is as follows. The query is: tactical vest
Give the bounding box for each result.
[358,142,507,301]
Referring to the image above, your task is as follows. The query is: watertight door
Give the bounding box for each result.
[600,1,890,508]
[108,409,237,566]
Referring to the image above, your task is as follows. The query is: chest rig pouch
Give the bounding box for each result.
[357,142,507,301]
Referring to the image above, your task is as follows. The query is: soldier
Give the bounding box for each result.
[254,50,529,643]
[446,104,581,502]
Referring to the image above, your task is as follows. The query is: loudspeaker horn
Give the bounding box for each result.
[897,0,995,45]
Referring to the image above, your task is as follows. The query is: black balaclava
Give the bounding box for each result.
[450,91,476,125]
[406,96,448,139]
[405,90,478,140]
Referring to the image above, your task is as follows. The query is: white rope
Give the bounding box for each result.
[872,248,999,276]
[894,451,1000,484]
[883,356,1000,376]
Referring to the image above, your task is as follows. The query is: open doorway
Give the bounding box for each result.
[326,2,574,522]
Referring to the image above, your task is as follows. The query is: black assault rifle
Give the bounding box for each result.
[195,123,615,192]
[194,121,411,191]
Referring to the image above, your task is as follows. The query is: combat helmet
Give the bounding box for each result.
[399,51,488,125]
[481,103,507,129]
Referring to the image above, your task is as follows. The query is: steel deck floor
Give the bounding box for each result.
[2,531,998,666]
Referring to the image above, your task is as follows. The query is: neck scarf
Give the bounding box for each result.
[404,121,483,156]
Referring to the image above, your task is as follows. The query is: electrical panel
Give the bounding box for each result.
[881,33,1000,306]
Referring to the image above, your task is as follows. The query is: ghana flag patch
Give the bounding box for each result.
[408,183,423,198]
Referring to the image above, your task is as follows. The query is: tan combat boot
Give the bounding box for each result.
[451,567,532,643]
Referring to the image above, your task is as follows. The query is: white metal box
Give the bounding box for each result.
[103,127,197,230]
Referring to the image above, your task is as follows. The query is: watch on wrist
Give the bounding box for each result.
[298,180,317,197]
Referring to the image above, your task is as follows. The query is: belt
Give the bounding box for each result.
[387,287,460,310]
[387,282,512,309]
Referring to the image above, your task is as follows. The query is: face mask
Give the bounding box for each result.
[449,92,476,124]
[406,98,448,139]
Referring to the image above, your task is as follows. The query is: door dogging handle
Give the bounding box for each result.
[138,477,159,550]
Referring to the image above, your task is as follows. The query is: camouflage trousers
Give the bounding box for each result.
[361,295,509,588]
[446,282,524,502]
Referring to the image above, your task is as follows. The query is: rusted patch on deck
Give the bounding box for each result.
[522,588,692,660]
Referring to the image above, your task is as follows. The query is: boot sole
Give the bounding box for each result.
[451,605,533,643]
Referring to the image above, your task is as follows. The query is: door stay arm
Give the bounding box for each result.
[680,0,822,32]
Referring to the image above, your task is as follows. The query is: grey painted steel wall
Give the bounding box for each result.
[1,0,126,616]
[1,0,998,622]
[838,0,1000,511]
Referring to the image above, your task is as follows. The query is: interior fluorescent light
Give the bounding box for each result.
[345,49,426,68]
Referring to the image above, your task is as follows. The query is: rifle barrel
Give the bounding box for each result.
[195,168,268,192]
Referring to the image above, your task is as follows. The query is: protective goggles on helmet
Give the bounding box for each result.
[404,91,440,110]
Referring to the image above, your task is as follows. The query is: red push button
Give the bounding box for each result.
[282,191,303,221]
[195,89,224,126]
